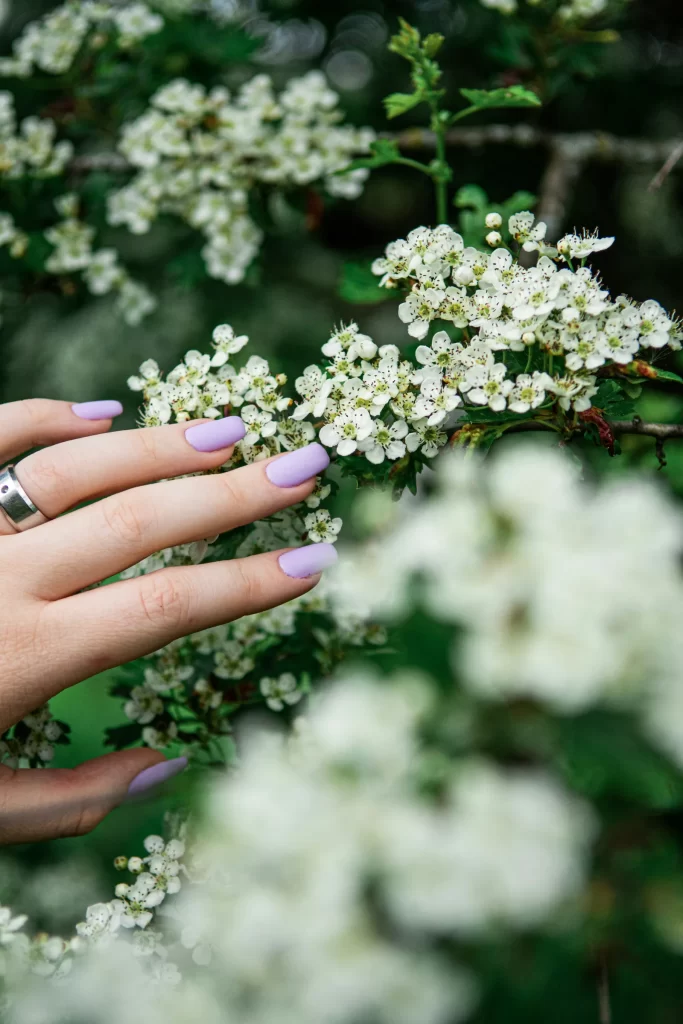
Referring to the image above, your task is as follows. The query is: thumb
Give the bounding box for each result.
[0,750,187,845]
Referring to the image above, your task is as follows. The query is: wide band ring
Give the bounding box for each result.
[0,465,49,532]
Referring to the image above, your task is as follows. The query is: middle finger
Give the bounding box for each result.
[18,443,331,599]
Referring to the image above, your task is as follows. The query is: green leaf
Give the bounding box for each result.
[455,84,541,120]
[422,33,445,58]
[383,91,423,119]
[593,380,636,420]
[340,138,402,173]
[647,367,683,385]
[453,184,489,212]
[339,261,395,305]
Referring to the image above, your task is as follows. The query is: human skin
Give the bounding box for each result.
[0,398,334,844]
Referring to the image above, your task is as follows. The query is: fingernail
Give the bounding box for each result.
[126,756,188,800]
[279,543,338,579]
[185,416,246,452]
[266,443,330,487]
[72,400,123,420]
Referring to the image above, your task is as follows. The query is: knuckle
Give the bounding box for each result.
[233,557,262,609]
[136,572,192,631]
[20,398,54,430]
[102,494,154,546]
[135,427,163,465]
[17,450,75,510]
[218,470,245,510]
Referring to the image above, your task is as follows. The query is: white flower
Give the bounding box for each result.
[259,672,304,711]
[211,323,249,366]
[319,407,374,456]
[556,230,614,260]
[405,419,448,458]
[461,362,513,412]
[357,419,409,464]
[413,378,462,425]
[293,364,333,420]
[508,211,547,251]
[305,509,343,543]
[507,372,552,414]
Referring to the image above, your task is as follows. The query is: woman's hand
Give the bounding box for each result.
[0,398,334,844]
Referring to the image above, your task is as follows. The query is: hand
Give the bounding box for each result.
[0,399,334,844]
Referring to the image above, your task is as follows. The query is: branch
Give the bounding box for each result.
[536,141,583,241]
[609,417,683,439]
[67,129,683,177]
[648,139,683,191]
[392,125,683,167]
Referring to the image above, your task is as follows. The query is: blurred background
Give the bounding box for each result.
[1,0,683,959]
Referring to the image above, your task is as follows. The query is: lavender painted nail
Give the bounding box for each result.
[126,756,188,800]
[72,400,123,420]
[266,443,330,488]
[185,416,246,452]
[279,543,338,579]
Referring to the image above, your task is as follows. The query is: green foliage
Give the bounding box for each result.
[338,261,396,305]
[454,84,541,121]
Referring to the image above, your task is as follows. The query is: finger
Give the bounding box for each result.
[0,399,123,465]
[0,749,185,845]
[25,547,337,708]
[19,444,330,598]
[10,417,248,529]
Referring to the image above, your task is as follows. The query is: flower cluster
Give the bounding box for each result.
[118,326,384,754]
[2,676,594,1024]
[0,705,66,769]
[108,73,374,284]
[332,445,683,764]
[0,1,163,79]
[478,0,615,21]
[365,216,680,422]
[39,194,157,325]
[0,91,72,179]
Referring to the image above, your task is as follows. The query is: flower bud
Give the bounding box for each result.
[485,212,502,229]
[486,231,503,248]
[128,856,144,874]
[522,332,536,346]
[113,856,128,871]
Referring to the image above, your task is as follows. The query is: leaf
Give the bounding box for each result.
[625,360,683,385]
[593,380,636,420]
[453,184,489,212]
[340,138,402,174]
[339,261,395,305]
[455,84,541,120]
[383,91,423,119]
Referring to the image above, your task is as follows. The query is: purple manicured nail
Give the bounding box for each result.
[279,543,338,579]
[126,756,188,800]
[72,400,123,420]
[266,443,330,488]
[185,416,246,452]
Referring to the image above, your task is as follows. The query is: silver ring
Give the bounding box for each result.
[0,465,49,532]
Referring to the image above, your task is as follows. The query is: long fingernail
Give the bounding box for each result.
[279,543,338,579]
[126,757,188,800]
[72,400,124,420]
[185,416,246,452]
[266,443,330,487]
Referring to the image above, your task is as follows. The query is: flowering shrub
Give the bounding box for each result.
[2,5,683,1022]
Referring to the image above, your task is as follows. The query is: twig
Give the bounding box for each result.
[597,955,611,1024]
[536,141,583,240]
[608,417,683,439]
[648,138,683,191]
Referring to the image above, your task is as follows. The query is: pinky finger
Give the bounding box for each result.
[0,749,182,844]
[38,546,338,703]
